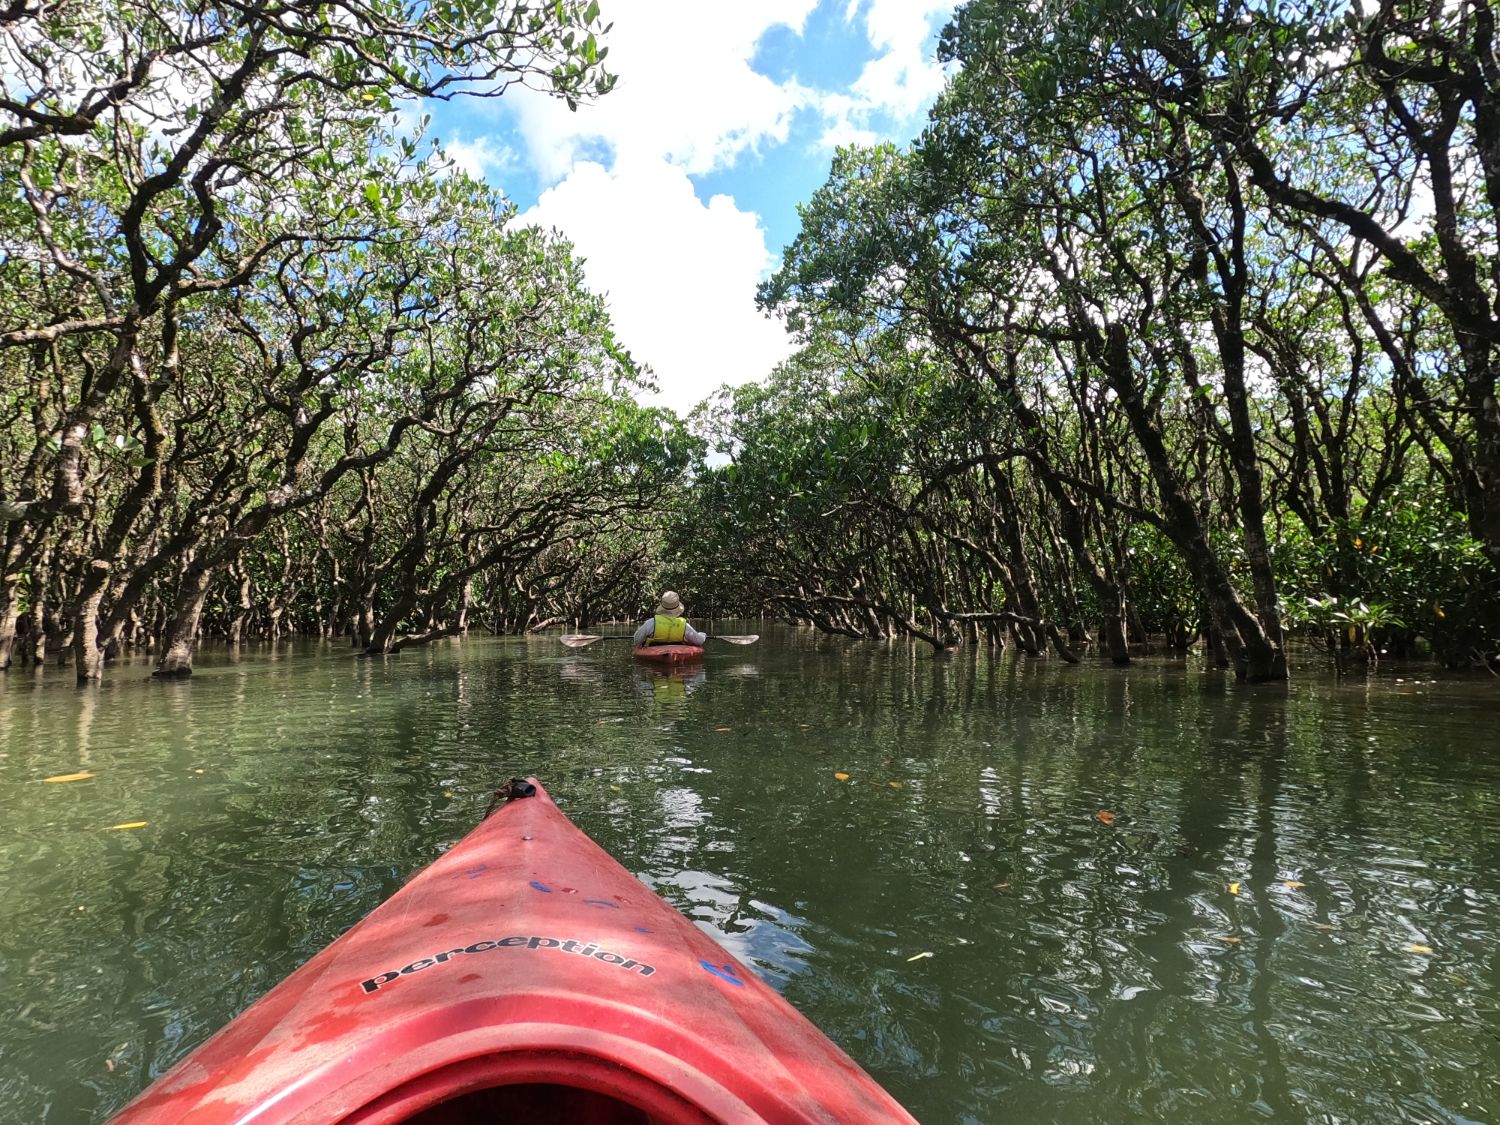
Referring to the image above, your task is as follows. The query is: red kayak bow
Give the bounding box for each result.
[109,778,917,1124]
[632,644,705,665]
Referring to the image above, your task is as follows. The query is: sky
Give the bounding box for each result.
[421,0,957,414]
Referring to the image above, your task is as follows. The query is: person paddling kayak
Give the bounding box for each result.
[633,590,706,647]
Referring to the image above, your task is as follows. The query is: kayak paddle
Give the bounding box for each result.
[560,633,760,648]
[559,634,631,647]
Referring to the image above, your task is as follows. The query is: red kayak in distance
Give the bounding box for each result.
[632,643,704,665]
[108,778,918,1125]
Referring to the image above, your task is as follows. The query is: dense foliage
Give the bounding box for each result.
[1,0,697,680]
[6,0,1497,685]
[674,0,1499,678]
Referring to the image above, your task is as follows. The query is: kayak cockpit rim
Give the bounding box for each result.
[336,1047,726,1123]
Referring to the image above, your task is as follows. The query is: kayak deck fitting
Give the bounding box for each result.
[108,778,916,1124]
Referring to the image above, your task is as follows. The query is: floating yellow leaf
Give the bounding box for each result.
[443,791,454,798]
[1282,880,1305,889]
[1219,935,1242,944]
[610,785,622,791]
[1406,944,1433,954]
[1228,882,1241,895]
[45,771,94,784]
[888,781,903,789]
[1095,810,1116,825]
[834,772,850,781]
[714,727,732,732]
[906,951,933,962]
[107,821,147,830]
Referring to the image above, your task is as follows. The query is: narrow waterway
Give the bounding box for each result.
[1,632,1497,1123]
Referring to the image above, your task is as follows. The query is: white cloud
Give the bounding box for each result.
[436,133,516,181]
[817,120,880,149]
[508,1,821,182]
[502,2,951,178]
[518,157,794,413]
[863,0,952,53]
[811,0,952,143]
[459,2,955,415]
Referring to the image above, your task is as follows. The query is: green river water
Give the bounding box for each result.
[1,630,1497,1124]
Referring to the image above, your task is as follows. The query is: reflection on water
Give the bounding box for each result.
[1,634,1498,1123]
[633,664,707,707]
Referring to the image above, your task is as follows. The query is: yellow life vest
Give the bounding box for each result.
[651,614,687,644]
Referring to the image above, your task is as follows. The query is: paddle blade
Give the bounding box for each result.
[559,634,603,648]
[710,634,760,645]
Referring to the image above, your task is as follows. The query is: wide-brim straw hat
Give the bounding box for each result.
[654,591,684,615]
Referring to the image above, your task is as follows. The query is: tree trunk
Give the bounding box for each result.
[1205,186,1286,679]
[29,592,46,665]
[958,346,1132,664]
[1103,324,1287,682]
[155,565,214,677]
[355,584,378,649]
[228,566,252,648]
[456,580,473,634]
[1101,609,1129,666]
[72,561,110,683]
[0,573,18,670]
[365,590,419,654]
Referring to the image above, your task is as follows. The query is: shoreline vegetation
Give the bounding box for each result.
[5,0,1499,686]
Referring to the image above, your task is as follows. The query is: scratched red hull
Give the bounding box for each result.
[632,644,704,665]
[108,779,917,1124]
